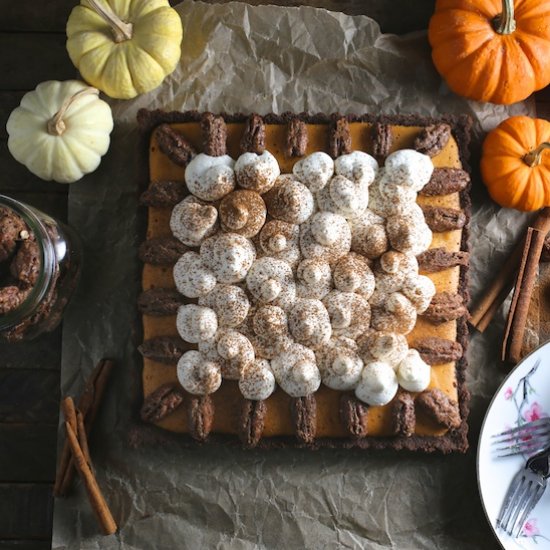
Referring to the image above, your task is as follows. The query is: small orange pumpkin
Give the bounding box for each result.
[429,0,550,104]
[481,116,550,211]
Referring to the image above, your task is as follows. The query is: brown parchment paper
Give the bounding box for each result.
[52,2,538,548]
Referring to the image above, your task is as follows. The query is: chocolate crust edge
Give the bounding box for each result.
[133,110,472,454]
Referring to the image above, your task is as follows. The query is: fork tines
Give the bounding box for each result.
[492,418,550,458]
[497,468,546,537]
[493,418,550,439]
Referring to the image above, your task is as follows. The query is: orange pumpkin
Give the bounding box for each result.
[429,0,550,104]
[481,116,550,211]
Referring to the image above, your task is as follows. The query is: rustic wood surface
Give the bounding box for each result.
[0,0,543,547]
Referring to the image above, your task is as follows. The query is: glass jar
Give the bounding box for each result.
[0,195,82,342]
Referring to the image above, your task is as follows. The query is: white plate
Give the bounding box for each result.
[478,341,550,549]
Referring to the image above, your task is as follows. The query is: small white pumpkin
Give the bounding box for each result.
[6,80,114,184]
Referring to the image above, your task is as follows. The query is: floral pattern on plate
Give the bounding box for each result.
[478,344,550,550]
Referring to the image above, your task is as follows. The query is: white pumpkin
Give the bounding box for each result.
[6,80,114,184]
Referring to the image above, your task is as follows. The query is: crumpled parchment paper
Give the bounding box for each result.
[52,2,537,548]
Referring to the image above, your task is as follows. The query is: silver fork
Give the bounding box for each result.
[492,417,550,458]
[496,445,550,537]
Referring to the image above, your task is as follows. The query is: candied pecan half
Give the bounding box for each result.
[238,399,267,448]
[156,124,197,167]
[411,337,463,365]
[10,239,40,287]
[137,288,185,316]
[416,388,461,429]
[140,180,187,208]
[291,394,317,444]
[285,118,308,157]
[0,207,27,262]
[422,292,468,324]
[138,336,187,364]
[391,391,415,437]
[420,168,470,196]
[339,393,368,437]
[421,206,466,232]
[413,123,452,157]
[138,237,188,266]
[417,247,469,273]
[141,383,185,423]
[371,123,393,163]
[328,116,352,159]
[240,114,266,155]
[188,394,214,441]
[201,113,227,156]
[0,285,30,315]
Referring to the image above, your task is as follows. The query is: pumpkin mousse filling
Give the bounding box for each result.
[139,112,470,451]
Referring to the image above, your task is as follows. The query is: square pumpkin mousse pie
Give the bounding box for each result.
[137,111,471,453]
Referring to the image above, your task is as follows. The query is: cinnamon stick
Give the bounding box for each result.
[54,359,114,497]
[77,410,92,467]
[61,397,77,434]
[470,208,550,331]
[65,422,117,535]
[502,226,546,365]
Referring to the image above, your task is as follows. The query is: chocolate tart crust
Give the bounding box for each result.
[135,110,472,454]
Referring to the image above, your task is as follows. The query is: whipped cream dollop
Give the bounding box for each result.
[170,196,218,247]
[369,173,418,218]
[317,336,363,390]
[173,252,216,298]
[246,257,296,309]
[349,210,388,260]
[296,257,332,299]
[200,232,255,283]
[185,153,235,201]
[333,253,374,298]
[396,349,431,392]
[272,343,321,397]
[355,360,398,406]
[264,175,314,224]
[235,151,280,194]
[401,274,436,313]
[199,329,255,380]
[371,292,417,335]
[198,284,250,327]
[176,304,218,343]
[279,357,322,398]
[288,299,332,349]
[316,175,369,220]
[383,149,434,191]
[300,211,351,264]
[239,359,276,401]
[258,220,300,268]
[246,305,294,359]
[252,305,289,337]
[219,190,266,238]
[177,350,222,395]
[292,152,334,192]
[334,151,378,184]
[386,211,432,256]
[357,330,408,367]
[323,290,370,339]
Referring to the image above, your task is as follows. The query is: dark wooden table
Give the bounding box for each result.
[2,1,548,548]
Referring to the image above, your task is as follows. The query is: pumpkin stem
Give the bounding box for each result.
[84,0,134,43]
[524,143,550,167]
[493,0,516,34]
[47,87,100,136]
